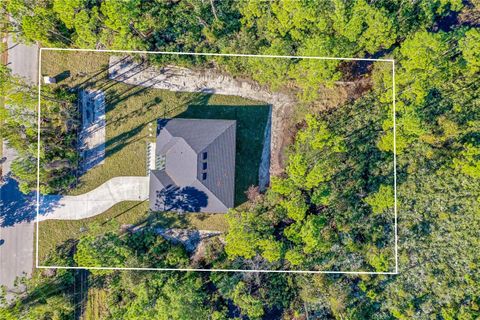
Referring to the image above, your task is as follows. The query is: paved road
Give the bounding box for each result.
[6,35,38,83]
[0,35,38,301]
[0,223,34,294]
[39,176,149,221]
[0,161,35,297]
[1,141,17,177]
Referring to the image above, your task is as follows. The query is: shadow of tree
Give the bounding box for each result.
[148,211,189,229]
[0,175,67,227]
[155,185,209,213]
[104,124,146,157]
[0,177,36,227]
[74,55,131,91]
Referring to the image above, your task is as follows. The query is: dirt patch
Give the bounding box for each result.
[155,227,221,252]
[108,56,372,177]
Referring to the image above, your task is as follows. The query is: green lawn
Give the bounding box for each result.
[38,50,268,263]
[38,201,148,263]
[41,50,269,202]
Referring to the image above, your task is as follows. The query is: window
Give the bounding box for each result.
[156,155,166,170]
[202,172,207,180]
[202,152,207,160]
[202,162,207,170]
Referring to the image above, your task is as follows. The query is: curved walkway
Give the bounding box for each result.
[38,176,149,221]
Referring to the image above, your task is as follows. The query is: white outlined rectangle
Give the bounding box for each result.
[36,48,397,275]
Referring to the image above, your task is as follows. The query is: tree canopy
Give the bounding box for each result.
[1,0,479,319]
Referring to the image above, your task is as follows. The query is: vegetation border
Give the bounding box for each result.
[35,48,397,275]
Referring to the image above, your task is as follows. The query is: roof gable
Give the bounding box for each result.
[150,118,236,213]
[158,118,235,153]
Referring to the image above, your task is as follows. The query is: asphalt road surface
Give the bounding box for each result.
[5,35,38,84]
[0,35,38,301]
[0,223,34,294]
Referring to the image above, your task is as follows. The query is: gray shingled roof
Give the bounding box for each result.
[150,170,175,193]
[149,118,236,213]
[157,118,236,153]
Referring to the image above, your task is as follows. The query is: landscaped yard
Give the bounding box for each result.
[38,50,269,263]
[37,200,228,263]
[41,50,269,200]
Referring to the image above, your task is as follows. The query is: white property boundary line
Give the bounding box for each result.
[36,48,397,275]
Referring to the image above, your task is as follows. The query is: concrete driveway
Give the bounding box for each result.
[38,176,149,221]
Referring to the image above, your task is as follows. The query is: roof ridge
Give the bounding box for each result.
[198,120,236,153]
[175,136,196,156]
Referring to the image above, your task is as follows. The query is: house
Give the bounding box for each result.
[149,118,236,213]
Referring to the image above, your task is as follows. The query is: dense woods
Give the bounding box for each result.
[1,0,479,319]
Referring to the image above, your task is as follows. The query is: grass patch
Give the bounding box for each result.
[40,50,110,88]
[38,200,228,264]
[150,211,229,232]
[38,201,149,263]
[84,288,109,320]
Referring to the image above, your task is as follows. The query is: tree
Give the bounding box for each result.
[232,281,264,319]
[364,184,395,215]
[154,276,210,320]
[332,0,397,54]
[4,0,71,46]
[452,143,480,179]
[74,233,131,274]
[224,210,271,260]
[460,28,480,75]
[289,36,342,101]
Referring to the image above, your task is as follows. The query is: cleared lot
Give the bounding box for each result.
[37,50,268,264]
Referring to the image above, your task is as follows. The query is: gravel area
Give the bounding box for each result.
[79,89,106,172]
[155,227,221,252]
